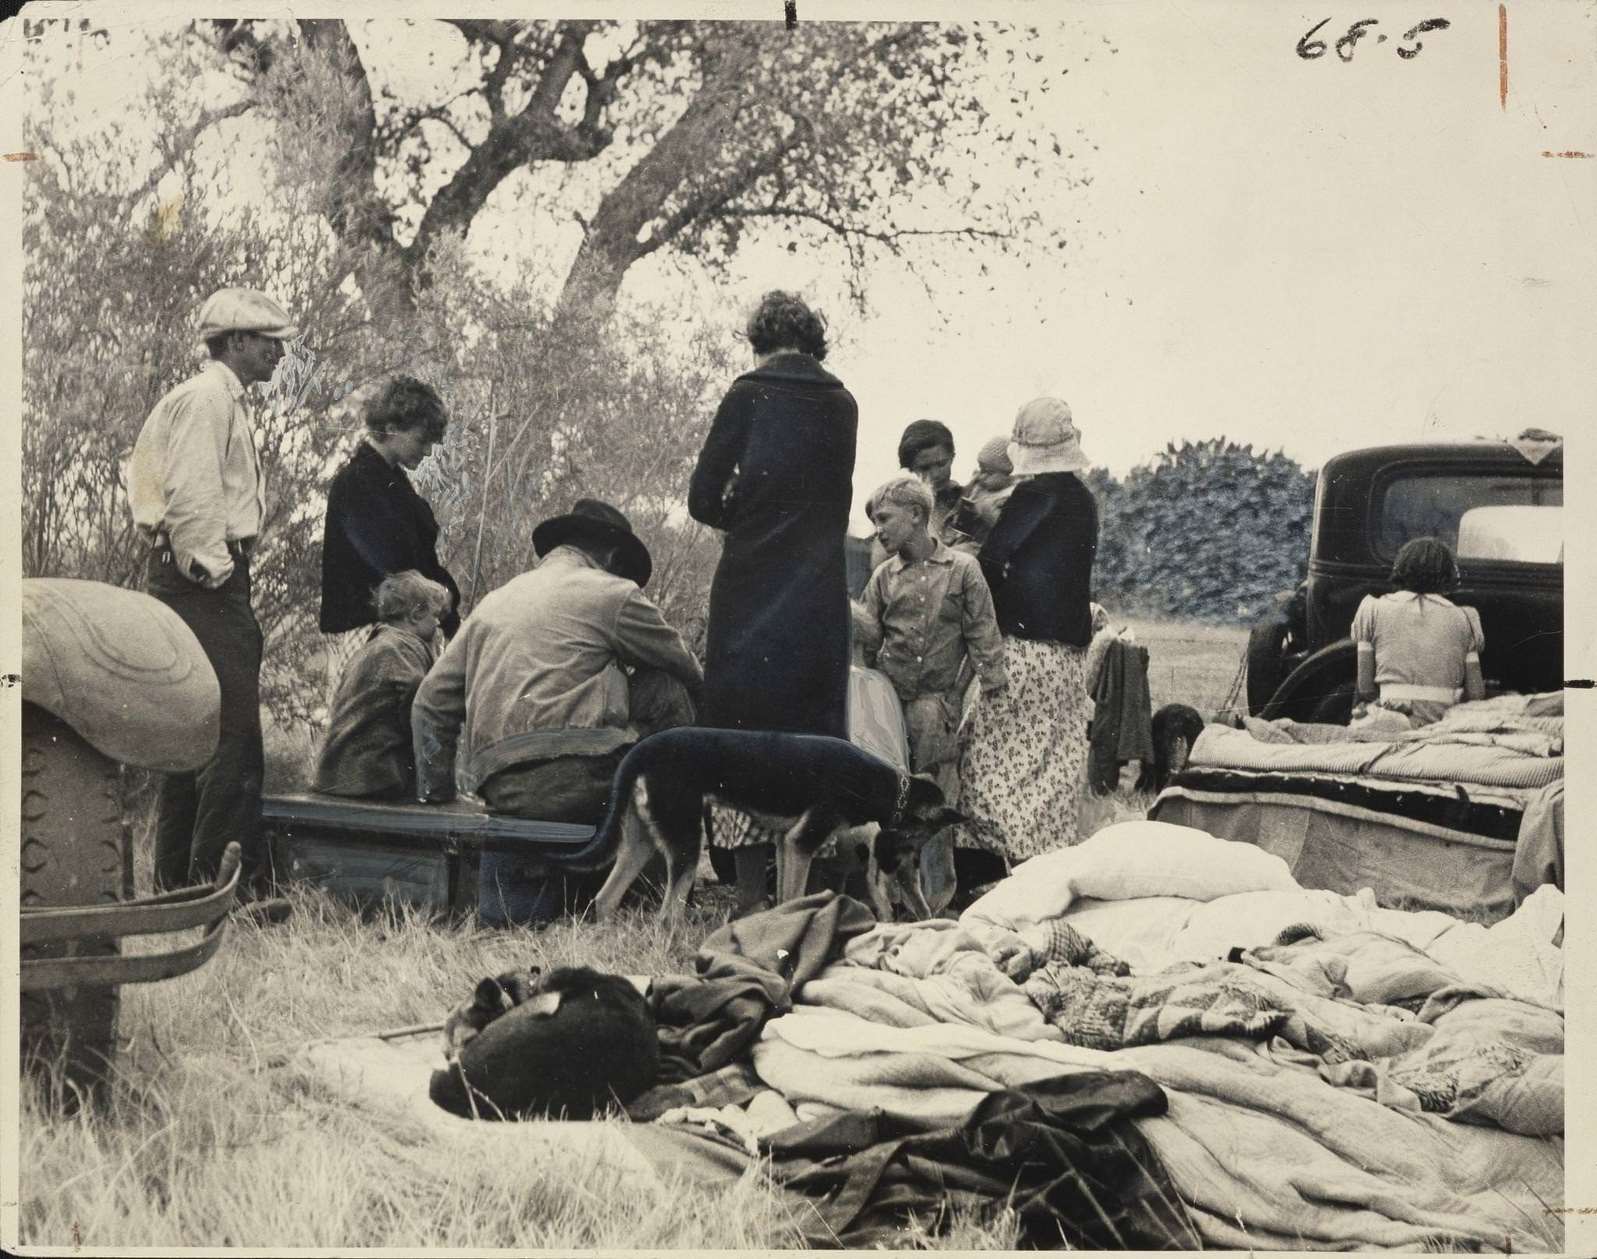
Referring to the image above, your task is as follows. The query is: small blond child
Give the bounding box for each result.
[853,474,1007,911]
[315,571,451,799]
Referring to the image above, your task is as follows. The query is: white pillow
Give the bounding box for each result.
[963,820,1298,930]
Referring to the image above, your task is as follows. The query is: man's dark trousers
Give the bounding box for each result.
[145,546,267,893]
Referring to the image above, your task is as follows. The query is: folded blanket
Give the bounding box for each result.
[1195,721,1564,788]
[1022,954,1433,1062]
[1321,992,1564,1135]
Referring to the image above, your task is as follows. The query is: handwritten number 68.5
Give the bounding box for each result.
[1297,17,1451,61]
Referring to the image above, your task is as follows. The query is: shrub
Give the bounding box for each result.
[1090,440,1315,625]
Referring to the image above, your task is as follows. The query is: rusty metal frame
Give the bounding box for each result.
[20,844,242,992]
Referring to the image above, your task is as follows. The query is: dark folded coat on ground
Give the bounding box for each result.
[649,892,878,1082]
[766,1071,1194,1249]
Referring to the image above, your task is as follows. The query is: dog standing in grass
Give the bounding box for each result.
[584,726,963,923]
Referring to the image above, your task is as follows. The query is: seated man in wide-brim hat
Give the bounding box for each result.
[411,498,702,822]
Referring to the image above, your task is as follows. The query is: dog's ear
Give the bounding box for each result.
[498,967,541,1007]
[904,774,948,809]
[476,976,512,1013]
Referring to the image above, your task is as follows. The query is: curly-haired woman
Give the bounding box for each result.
[319,376,461,714]
[1349,537,1485,731]
[688,291,858,912]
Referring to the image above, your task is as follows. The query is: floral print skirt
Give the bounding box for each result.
[955,635,1090,866]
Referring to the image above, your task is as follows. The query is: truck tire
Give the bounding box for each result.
[20,703,125,1106]
[1246,621,1290,715]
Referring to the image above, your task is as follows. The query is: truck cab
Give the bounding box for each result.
[1248,433,1563,722]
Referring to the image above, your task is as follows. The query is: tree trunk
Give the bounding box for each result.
[296,21,400,258]
[556,34,764,317]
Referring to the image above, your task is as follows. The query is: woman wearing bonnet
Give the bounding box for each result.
[955,397,1100,885]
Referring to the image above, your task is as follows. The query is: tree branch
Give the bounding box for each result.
[129,99,255,208]
[403,22,608,270]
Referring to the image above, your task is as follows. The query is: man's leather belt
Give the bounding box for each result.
[148,534,256,561]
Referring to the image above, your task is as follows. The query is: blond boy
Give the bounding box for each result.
[853,475,1006,910]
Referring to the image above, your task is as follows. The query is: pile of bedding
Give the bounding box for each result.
[749,823,1563,1250]
[299,820,1564,1250]
[1190,693,1564,790]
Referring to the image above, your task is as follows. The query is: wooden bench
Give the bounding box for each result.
[260,794,600,926]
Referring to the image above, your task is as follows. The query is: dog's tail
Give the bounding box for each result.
[565,740,650,873]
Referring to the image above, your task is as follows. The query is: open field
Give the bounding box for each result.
[1108,614,1249,723]
[18,618,1238,1251]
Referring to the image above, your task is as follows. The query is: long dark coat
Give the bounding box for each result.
[319,441,461,637]
[688,353,858,737]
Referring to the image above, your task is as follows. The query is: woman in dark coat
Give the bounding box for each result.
[688,291,858,911]
[319,376,461,714]
[956,397,1099,884]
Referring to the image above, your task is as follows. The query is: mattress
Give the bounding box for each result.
[1150,698,1564,918]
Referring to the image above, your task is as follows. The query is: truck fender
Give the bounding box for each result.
[22,578,220,772]
[1259,638,1358,723]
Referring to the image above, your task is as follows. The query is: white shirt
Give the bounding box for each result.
[128,360,265,588]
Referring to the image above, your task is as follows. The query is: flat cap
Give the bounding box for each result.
[196,287,299,343]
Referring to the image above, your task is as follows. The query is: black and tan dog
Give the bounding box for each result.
[1135,703,1207,794]
[585,727,962,923]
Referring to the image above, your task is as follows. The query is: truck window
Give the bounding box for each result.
[1375,474,1562,566]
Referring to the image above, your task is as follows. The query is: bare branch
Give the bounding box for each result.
[385,99,475,153]
[129,99,255,208]
[716,205,1013,250]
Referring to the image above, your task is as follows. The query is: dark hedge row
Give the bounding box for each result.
[1085,439,1316,626]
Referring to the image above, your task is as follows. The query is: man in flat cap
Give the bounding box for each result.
[128,287,299,915]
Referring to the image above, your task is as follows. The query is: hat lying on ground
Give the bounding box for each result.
[1009,397,1089,476]
[197,287,300,343]
[533,498,653,588]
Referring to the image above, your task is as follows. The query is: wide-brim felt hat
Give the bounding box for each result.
[1008,396,1089,475]
[533,498,653,588]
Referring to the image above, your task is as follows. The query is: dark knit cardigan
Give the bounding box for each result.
[319,441,461,636]
[978,473,1098,648]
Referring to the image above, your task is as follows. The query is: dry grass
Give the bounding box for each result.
[1110,614,1249,722]
[18,881,817,1250]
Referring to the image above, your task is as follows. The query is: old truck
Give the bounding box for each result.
[1245,432,1563,723]
[20,578,243,1104]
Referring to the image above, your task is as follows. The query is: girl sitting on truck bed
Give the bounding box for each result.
[1350,537,1486,732]
[314,571,451,799]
